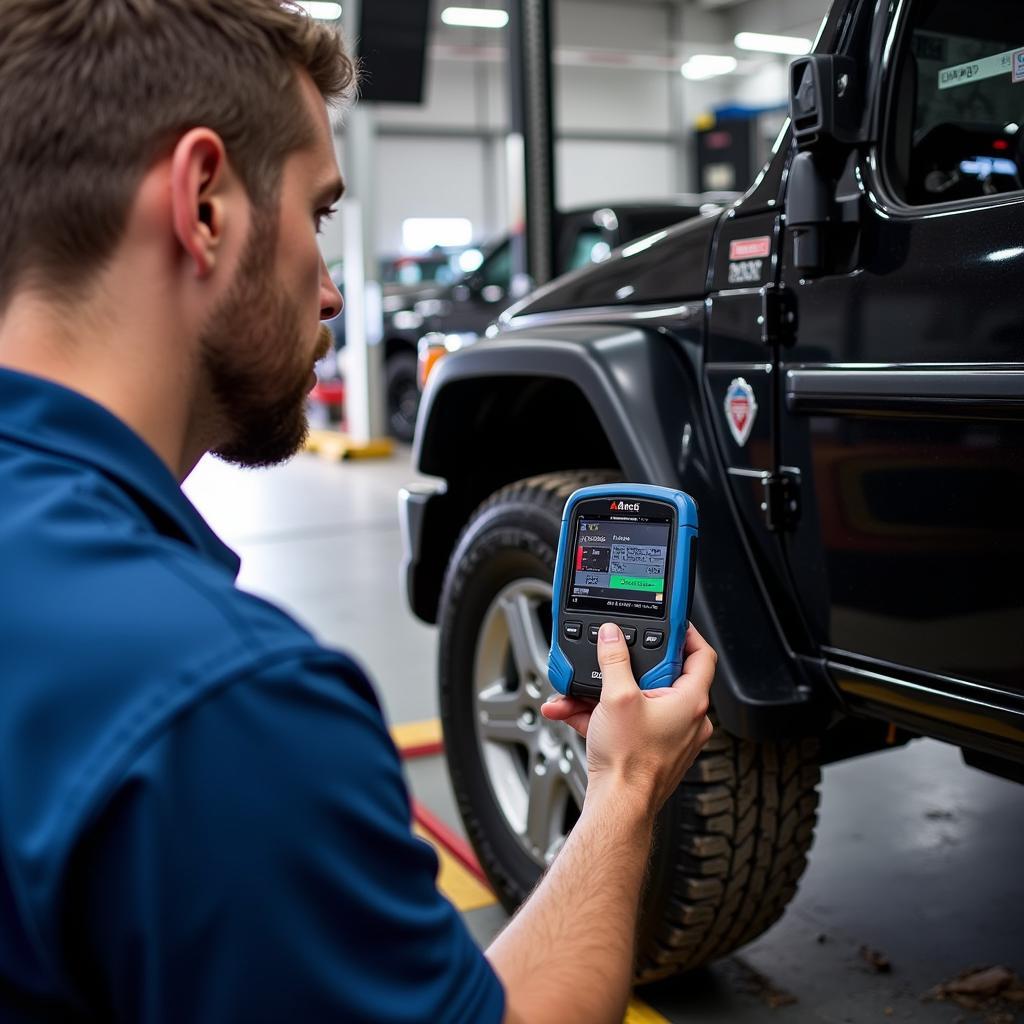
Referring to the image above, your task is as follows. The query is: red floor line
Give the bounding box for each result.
[412,798,491,888]
[400,739,445,760]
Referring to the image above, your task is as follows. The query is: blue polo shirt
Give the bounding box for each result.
[0,368,504,1023]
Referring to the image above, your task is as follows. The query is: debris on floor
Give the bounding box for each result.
[731,958,798,1009]
[860,946,893,973]
[925,965,1024,1017]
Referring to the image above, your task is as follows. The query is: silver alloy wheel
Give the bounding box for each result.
[473,577,588,867]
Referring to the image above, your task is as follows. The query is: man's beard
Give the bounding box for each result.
[199,207,328,468]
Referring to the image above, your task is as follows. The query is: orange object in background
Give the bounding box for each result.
[417,336,449,390]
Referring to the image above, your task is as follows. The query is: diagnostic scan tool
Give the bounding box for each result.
[548,484,698,698]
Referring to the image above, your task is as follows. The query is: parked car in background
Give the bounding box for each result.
[380,247,465,288]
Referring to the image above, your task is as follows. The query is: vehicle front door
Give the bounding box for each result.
[778,0,1024,748]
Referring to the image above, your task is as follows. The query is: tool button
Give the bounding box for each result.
[563,621,582,641]
[587,624,601,643]
[642,629,664,650]
[621,626,637,646]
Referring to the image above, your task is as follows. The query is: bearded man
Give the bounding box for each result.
[0,3,716,1022]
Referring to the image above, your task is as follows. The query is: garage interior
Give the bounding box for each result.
[187,0,1024,1019]
[25,0,1020,1019]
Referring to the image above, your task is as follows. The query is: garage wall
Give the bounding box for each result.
[328,0,830,258]
[557,139,675,208]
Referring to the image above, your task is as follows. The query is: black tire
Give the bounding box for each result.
[438,471,822,981]
[385,350,419,443]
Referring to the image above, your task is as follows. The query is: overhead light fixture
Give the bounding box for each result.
[441,7,509,28]
[294,1,343,19]
[681,55,738,80]
[734,32,812,56]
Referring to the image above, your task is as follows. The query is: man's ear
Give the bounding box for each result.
[169,128,234,279]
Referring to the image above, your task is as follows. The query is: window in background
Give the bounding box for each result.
[401,217,474,253]
[566,228,610,271]
[478,241,512,290]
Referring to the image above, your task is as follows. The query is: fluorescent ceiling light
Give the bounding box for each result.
[734,31,812,55]
[441,7,509,28]
[681,55,738,80]
[294,1,343,19]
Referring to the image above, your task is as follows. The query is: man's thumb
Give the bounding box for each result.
[596,622,636,697]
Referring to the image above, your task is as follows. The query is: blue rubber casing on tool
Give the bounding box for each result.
[547,484,699,695]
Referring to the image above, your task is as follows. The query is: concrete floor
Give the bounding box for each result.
[184,448,1024,1024]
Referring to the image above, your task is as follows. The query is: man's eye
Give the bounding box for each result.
[316,205,339,234]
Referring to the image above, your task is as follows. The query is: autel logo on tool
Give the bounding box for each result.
[610,501,640,511]
[724,378,757,447]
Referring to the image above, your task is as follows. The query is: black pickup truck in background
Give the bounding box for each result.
[331,198,731,441]
[400,0,1024,981]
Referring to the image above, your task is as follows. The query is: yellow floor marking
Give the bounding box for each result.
[303,429,394,461]
[390,717,443,754]
[414,824,497,912]
[623,999,671,1023]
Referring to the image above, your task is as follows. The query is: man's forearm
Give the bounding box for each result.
[486,780,656,1024]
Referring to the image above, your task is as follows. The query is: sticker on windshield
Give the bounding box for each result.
[1013,49,1024,84]
[938,48,1017,90]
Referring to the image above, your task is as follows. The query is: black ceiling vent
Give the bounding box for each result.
[358,0,432,104]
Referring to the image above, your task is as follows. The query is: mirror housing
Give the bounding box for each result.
[790,55,860,151]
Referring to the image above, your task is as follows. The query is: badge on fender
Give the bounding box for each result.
[724,378,757,447]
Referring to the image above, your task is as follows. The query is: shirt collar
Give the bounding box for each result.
[0,368,240,577]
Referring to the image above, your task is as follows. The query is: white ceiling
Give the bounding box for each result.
[429,0,829,53]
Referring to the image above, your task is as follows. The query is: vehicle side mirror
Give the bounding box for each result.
[786,55,863,276]
[789,55,860,149]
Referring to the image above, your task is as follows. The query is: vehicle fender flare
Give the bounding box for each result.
[409,322,825,739]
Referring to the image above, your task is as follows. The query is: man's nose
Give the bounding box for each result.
[321,260,343,320]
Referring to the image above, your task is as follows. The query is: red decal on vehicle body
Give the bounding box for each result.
[729,236,771,261]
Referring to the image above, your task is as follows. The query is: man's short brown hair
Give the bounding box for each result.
[0,0,356,312]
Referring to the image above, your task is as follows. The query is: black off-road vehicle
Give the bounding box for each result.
[400,0,1024,980]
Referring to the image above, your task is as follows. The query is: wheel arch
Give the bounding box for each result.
[408,324,690,631]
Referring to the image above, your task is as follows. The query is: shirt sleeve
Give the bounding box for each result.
[60,653,505,1024]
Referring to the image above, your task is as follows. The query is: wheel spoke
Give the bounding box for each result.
[524,753,563,856]
[499,589,549,687]
[478,683,536,746]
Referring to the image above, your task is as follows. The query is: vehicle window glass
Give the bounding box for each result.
[566,228,610,271]
[887,0,1024,205]
[479,242,511,290]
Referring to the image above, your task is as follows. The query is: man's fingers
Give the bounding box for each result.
[671,624,716,698]
[541,695,593,721]
[596,622,637,701]
[683,621,714,658]
[540,697,592,738]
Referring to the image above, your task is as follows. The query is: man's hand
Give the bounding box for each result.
[491,624,717,1024]
[541,622,716,811]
